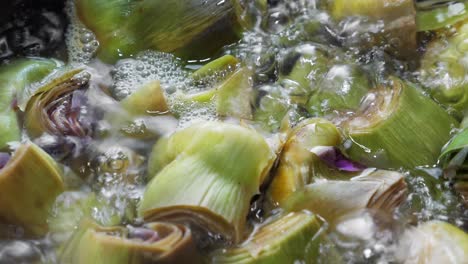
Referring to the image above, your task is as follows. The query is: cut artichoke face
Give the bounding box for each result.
[282,169,407,223]
[210,212,326,264]
[341,77,458,170]
[419,20,468,113]
[326,0,417,59]
[60,219,203,264]
[396,220,468,264]
[140,122,276,244]
[0,142,64,236]
[0,58,59,150]
[76,0,242,63]
[24,68,92,139]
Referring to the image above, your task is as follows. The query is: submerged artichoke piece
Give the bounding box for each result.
[210,212,326,264]
[0,58,58,149]
[216,67,254,119]
[266,118,406,222]
[0,142,64,236]
[120,80,169,117]
[416,1,468,31]
[76,0,242,62]
[191,55,239,83]
[139,122,275,243]
[341,77,458,169]
[24,68,92,139]
[396,221,468,263]
[268,118,343,204]
[283,169,407,223]
[419,20,468,112]
[60,219,202,264]
[327,0,417,58]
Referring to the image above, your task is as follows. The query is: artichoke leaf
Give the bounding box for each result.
[0,142,64,236]
[140,122,275,243]
[60,219,203,264]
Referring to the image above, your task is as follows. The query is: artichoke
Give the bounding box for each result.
[419,20,468,113]
[0,58,58,150]
[75,0,242,63]
[282,169,407,223]
[191,55,239,84]
[24,68,92,139]
[267,118,406,222]
[210,212,327,264]
[0,142,64,236]
[340,77,458,169]
[139,122,275,243]
[60,219,203,264]
[416,0,468,31]
[120,80,169,117]
[326,0,417,59]
[396,220,468,263]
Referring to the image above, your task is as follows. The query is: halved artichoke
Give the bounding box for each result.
[210,212,327,264]
[0,58,58,150]
[267,118,406,222]
[0,142,64,236]
[60,219,203,264]
[396,220,468,263]
[24,68,92,139]
[75,0,242,62]
[340,77,457,169]
[139,122,275,243]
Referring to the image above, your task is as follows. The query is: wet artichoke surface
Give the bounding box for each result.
[0,0,468,263]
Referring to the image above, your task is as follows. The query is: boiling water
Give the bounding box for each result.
[0,0,467,263]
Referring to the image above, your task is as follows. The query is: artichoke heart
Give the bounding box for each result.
[210,212,326,264]
[341,77,458,169]
[139,122,275,243]
[76,0,242,62]
[24,68,92,139]
[0,142,64,236]
[396,220,468,264]
[0,58,58,149]
[60,219,203,264]
[327,0,417,59]
[419,20,468,112]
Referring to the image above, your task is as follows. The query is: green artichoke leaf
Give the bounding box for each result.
[76,0,242,63]
[0,142,64,236]
[140,121,275,243]
[60,219,203,264]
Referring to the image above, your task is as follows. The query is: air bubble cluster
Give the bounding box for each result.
[65,1,99,64]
